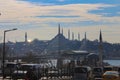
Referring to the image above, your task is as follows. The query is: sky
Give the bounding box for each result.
[0,0,120,43]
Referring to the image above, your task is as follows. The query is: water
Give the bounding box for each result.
[104,60,120,66]
[50,59,120,67]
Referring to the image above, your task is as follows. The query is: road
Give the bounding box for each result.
[0,77,72,80]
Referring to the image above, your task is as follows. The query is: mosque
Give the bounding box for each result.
[0,24,103,68]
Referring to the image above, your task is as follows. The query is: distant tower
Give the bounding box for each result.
[78,33,80,41]
[58,24,61,34]
[68,29,70,40]
[99,30,103,67]
[72,32,74,41]
[25,32,27,42]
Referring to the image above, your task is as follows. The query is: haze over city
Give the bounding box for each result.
[0,0,120,43]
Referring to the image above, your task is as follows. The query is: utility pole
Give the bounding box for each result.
[2,28,17,80]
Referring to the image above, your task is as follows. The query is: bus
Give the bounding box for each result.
[73,66,92,80]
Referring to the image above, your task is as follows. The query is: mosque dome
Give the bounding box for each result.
[87,53,99,60]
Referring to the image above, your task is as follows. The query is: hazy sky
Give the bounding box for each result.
[0,0,120,43]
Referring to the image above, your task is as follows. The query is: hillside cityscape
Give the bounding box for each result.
[0,27,120,60]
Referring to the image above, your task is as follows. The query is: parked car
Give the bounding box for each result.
[102,71,120,80]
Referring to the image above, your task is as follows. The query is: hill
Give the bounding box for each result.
[0,34,120,59]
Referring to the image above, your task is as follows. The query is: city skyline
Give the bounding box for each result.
[0,0,120,43]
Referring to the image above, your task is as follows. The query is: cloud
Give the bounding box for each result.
[0,0,119,24]
[0,0,119,43]
[58,0,65,2]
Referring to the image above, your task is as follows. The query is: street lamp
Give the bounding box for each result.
[2,28,17,79]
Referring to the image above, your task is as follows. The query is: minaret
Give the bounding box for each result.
[85,32,86,41]
[68,29,70,40]
[58,24,60,35]
[25,32,27,42]
[62,28,63,35]
[99,30,102,43]
[57,24,63,68]
[58,23,61,54]
[72,32,74,41]
[99,30,103,67]
[78,33,80,41]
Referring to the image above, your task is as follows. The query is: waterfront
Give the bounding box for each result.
[104,60,120,66]
[51,59,120,67]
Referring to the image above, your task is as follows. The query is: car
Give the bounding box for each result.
[103,66,113,72]
[3,62,18,78]
[12,70,27,80]
[102,71,120,80]
[11,63,42,79]
[48,69,59,78]
[118,67,120,73]
[60,68,70,77]
[72,66,92,80]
